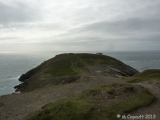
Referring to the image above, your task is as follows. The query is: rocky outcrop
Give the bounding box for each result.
[14,53,139,92]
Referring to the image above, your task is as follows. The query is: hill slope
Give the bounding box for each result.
[25,84,155,120]
[15,53,139,92]
[128,69,160,83]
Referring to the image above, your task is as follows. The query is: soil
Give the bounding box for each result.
[0,77,159,120]
[128,80,160,120]
[0,77,126,120]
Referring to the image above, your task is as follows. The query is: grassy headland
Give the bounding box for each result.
[1,53,159,120]
[15,53,139,92]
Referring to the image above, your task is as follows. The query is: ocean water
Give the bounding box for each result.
[0,52,57,96]
[0,51,160,96]
[105,51,160,72]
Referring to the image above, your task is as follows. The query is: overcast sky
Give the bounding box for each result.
[0,0,160,52]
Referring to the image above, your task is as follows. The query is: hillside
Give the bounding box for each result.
[14,53,139,92]
[25,84,155,120]
[128,69,160,83]
[0,53,160,120]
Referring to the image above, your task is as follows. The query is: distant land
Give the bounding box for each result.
[0,53,160,120]
[15,53,138,92]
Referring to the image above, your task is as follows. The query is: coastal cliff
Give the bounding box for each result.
[1,53,160,120]
[15,53,139,92]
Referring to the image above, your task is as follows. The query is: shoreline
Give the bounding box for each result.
[0,53,160,119]
[0,52,160,95]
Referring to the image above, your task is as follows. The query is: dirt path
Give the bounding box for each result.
[128,80,160,120]
[1,77,159,120]
[0,77,126,120]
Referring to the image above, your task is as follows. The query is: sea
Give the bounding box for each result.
[0,51,160,96]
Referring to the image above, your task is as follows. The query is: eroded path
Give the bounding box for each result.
[0,77,159,120]
[0,77,126,120]
[128,80,160,120]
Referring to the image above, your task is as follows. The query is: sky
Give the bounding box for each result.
[0,0,160,52]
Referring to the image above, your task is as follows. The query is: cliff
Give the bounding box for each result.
[1,53,160,120]
[14,53,138,92]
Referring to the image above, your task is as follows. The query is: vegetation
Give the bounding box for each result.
[106,89,155,119]
[16,53,138,92]
[44,60,78,76]
[128,69,160,83]
[25,84,155,120]
[77,53,121,65]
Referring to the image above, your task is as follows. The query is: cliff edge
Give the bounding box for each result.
[15,53,139,92]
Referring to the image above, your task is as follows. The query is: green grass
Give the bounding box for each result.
[18,53,139,92]
[25,99,92,120]
[77,53,120,66]
[79,84,123,98]
[25,84,156,120]
[106,89,155,119]
[128,69,160,83]
[41,53,122,77]
[134,69,160,78]
[44,60,78,76]
[23,76,81,92]
[29,53,126,78]
[44,54,92,76]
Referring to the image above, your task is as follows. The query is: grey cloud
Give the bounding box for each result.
[0,0,160,52]
[80,17,160,34]
[130,35,160,43]
[69,1,160,39]
[0,37,19,41]
[0,1,41,24]
[48,15,160,51]
[1,22,64,31]
[42,16,160,46]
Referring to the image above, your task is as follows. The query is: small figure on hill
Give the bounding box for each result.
[96,53,103,55]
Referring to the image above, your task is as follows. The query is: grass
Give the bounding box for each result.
[79,84,123,98]
[43,54,93,76]
[22,53,124,91]
[25,99,92,120]
[25,84,156,120]
[22,76,81,92]
[134,69,160,78]
[77,53,121,66]
[44,60,78,76]
[27,53,131,78]
[106,89,155,119]
[17,53,139,92]
[128,69,160,83]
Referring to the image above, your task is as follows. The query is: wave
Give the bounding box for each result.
[0,86,7,90]
[0,75,20,83]
[8,75,20,80]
